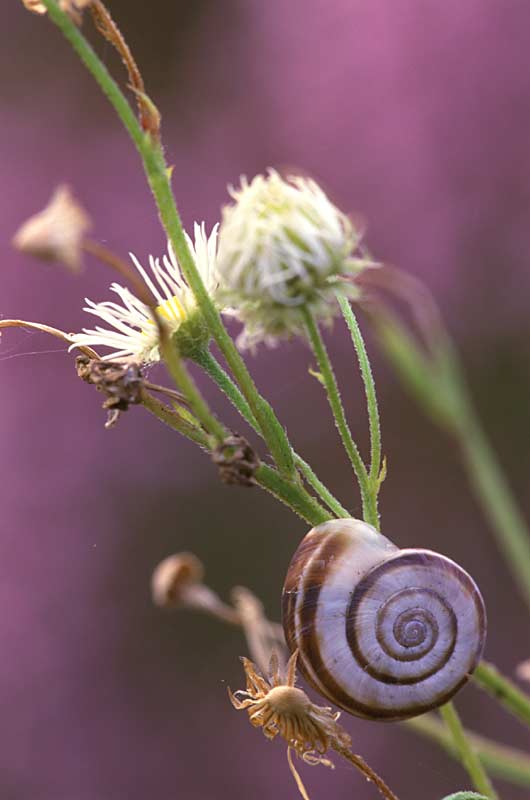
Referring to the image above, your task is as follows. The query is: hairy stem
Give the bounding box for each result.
[332,743,399,800]
[140,392,210,448]
[294,455,350,518]
[337,294,382,494]
[255,464,332,525]
[439,703,498,799]
[302,307,377,527]
[474,660,530,730]
[41,0,295,479]
[159,334,225,444]
[141,388,330,525]
[192,348,350,518]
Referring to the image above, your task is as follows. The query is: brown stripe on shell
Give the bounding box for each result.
[294,529,354,703]
[282,528,327,655]
[346,549,485,693]
[347,583,457,685]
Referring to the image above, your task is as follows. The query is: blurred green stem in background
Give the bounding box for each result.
[474,661,530,730]
[407,713,530,789]
[370,305,530,614]
[439,703,498,799]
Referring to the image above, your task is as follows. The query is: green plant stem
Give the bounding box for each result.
[474,660,530,729]
[337,293,382,488]
[407,714,530,788]
[293,454,350,518]
[192,348,350,518]
[141,392,210,448]
[301,307,377,527]
[41,0,295,480]
[159,335,225,444]
[255,464,332,525]
[141,389,330,526]
[439,704,498,799]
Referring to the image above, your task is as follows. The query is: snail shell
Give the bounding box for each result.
[282,518,486,721]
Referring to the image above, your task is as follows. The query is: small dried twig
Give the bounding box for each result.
[82,238,156,307]
[90,1,161,137]
[0,319,98,359]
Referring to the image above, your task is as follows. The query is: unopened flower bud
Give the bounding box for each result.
[12,185,91,273]
[216,170,374,347]
[151,553,240,624]
[151,552,204,609]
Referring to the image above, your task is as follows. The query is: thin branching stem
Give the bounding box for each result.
[40,0,296,479]
[158,333,225,444]
[337,294,382,493]
[301,307,377,527]
[192,348,350,518]
[140,391,210,448]
[141,386,330,526]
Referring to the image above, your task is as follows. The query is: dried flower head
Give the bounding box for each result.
[21,0,92,25]
[229,650,350,764]
[12,185,91,273]
[71,223,219,363]
[229,650,398,800]
[216,170,374,348]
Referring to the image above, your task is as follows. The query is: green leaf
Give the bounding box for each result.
[441,793,489,800]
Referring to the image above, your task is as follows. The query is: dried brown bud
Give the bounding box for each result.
[13,185,91,273]
[21,0,93,25]
[151,553,205,609]
[75,356,143,411]
[212,434,259,487]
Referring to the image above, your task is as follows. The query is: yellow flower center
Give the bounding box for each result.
[143,295,187,336]
[157,294,187,322]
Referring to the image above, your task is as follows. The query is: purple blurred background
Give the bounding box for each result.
[2,1,530,798]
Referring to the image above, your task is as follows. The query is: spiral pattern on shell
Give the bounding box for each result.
[282,519,486,721]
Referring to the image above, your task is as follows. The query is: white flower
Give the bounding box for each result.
[71,223,218,363]
[216,170,373,347]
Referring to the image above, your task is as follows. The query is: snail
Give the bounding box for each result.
[282,518,486,721]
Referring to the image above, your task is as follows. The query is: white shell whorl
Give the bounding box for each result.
[282,519,486,721]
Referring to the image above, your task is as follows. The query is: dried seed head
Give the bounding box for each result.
[12,185,91,273]
[151,553,204,609]
[21,0,93,25]
[229,651,351,760]
[230,651,399,800]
